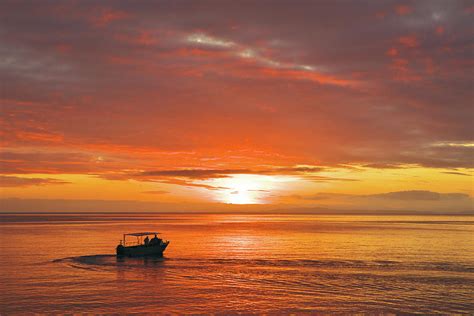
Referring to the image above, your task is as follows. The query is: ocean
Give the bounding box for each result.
[0,213,473,314]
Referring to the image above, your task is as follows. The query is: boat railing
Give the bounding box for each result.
[120,239,169,247]
[121,240,142,247]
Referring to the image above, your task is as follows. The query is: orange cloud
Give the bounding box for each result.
[423,57,436,75]
[398,35,419,48]
[395,5,412,16]
[0,176,71,187]
[114,30,159,46]
[15,131,64,143]
[91,8,130,27]
[435,26,445,36]
[135,31,158,46]
[55,44,72,54]
[95,166,357,192]
[142,190,169,195]
[294,190,470,201]
[171,48,229,58]
[386,47,398,57]
[389,58,421,82]
[258,68,355,87]
[107,55,142,66]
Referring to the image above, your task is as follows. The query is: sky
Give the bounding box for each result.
[0,0,473,212]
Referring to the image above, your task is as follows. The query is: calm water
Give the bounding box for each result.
[0,213,473,314]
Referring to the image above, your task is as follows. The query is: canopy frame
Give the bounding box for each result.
[124,232,161,237]
[122,232,161,246]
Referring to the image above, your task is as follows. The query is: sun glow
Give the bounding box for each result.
[207,174,295,204]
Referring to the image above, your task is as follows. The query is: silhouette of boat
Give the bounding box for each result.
[116,232,169,257]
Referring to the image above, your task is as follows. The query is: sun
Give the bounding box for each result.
[216,174,266,204]
[206,174,292,204]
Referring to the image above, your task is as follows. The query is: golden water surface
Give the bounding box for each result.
[0,213,473,314]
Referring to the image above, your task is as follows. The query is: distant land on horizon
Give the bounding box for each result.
[1,196,472,215]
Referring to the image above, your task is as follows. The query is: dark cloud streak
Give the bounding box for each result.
[0,175,71,187]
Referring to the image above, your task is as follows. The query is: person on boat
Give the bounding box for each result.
[144,236,149,246]
[150,234,160,245]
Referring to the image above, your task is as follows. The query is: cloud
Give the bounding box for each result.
[367,190,469,201]
[290,192,353,201]
[158,178,230,191]
[431,141,474,148]
[294,190,470,201]
[94,166,356,191]
[90,8,130,27]
[139,168,250,179]
[442,171,471,176]
[362,163,405,169]
[395,5,413,16]
[137,166,326,180]
[0,0,472,181]
[186,33,235,48]
[182,31,355,87]
[286,189,473,212]
[0,176,71,187]
[303,175,358,182]
[141,190,169,195]
[398,35,419,48]
[0,150,121,174]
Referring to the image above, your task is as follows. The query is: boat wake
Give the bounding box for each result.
[53,255,474,275]
[53,254,167,271]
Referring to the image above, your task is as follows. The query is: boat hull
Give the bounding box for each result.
[116,242,169,257]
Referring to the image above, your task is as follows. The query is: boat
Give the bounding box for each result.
[116,232,169,257]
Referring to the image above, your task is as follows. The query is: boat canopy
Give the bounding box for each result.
[124,232,161,237]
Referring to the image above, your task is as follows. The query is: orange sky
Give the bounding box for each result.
[0,1,473,212]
